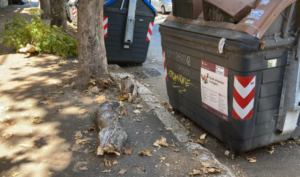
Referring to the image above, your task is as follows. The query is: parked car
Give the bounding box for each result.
[151,0,172,14]
[12,0,25,5]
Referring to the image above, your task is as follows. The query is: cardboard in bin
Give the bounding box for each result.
[203,0,262,23]
[172,0,203,19]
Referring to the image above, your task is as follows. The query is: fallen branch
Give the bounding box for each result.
[96,102,128,156]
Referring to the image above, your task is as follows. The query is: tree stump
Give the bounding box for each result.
[96,102,128,156]
[120,76,138,101]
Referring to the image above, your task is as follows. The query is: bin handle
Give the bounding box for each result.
[218,38,226,54]
[120,0,125,10]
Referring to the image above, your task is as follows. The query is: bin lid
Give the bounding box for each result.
[105,0,156,13]
[164,0,296,39]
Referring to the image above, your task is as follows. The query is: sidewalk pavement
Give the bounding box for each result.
[0,53,233,177]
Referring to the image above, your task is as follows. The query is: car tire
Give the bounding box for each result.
[161,6,166,14]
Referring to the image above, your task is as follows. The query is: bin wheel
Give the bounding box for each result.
[161,6,166,14]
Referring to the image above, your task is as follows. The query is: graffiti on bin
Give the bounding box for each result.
[168,70,196,94]
[175,64,196,79]
[166,49,191,66]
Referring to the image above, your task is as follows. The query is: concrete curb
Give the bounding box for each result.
[110,71,235,176]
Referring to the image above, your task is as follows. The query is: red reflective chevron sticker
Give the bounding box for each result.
[146,22,154,41]
[232,75,256,120]
[163,51,168,81]
[103,17,108,37]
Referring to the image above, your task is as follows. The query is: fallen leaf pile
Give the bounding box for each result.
[189,163,221,175]
[153,136,168,147]
[139,149,153,157]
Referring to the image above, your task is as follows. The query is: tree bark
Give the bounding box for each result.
[38,0,50,19]
[77,0,109,90]
[50,0,67,29]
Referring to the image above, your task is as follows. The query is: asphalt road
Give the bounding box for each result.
[120,13,300,177]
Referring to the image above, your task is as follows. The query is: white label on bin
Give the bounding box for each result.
[268,59,277,68]
[260,0,269,5]
[248,9,264,19]
[201,60,228,121]
[245,20,254,24]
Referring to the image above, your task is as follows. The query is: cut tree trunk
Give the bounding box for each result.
[96,102,128,156]
[77,0,109,90]
[38,0,50,19]
[120,76,138,101]
[50,0,67,29]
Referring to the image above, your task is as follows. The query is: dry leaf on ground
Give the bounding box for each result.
[95,96,106,103]
[118,169,127,175]
[104,160,111,167]
[133,110,141,114]
[193,152,199,156]
[90,86,100,94]
[197,140,204,145]
[78,109,87,115]
[159,157,165,162]
[82,131,88,134]
[189,169,201,176]
[135,119,141,122]
[74,131,83,139]
[201,167,208,174]
[246,157,257,163]
[165,127,173,131]
[162,101,168,105]
[102,170,111,173]
[136,104,143,109]
[200,133,207,140]
[76,139,89,145]
[266,145,275,155]
[88,127,95,131]
[2,133,13,139]
[165,163,169,167]
[171,142,175,147]
[201,162,208,167]
[119,94,128,101]
[32,116,42,124]
[113,160,118,165]
[139,149,153,157]
[79,166,88,171]
[1,118,10,122]
[12,172,19,177]
[121,147,133,155]
[50,91,64,94]
[207,167,221,174]
[71,147,78,151]
[153,136,168,147]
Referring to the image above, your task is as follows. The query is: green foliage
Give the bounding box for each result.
[0,8,77,58]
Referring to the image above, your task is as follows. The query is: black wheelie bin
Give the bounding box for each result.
[104,0,156,63]
[161,0,300,152]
